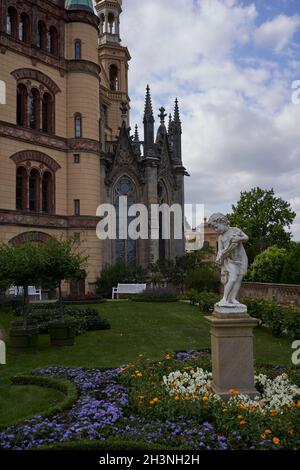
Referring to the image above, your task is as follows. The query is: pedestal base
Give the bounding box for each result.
[205,310,259,398]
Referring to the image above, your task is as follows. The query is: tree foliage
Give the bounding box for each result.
[248,246,287,283]
[281,242,300,285]
[227,188,296,263]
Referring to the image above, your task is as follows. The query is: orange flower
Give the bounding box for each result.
[270,410,277,417]
[149,400,155,405]
[229,389,240,396]
[184,395,190,401]
[239,404,247,410]
[265,429,272,435]
[240,420,247,425]
[174,395,180,401]
[250,405,256,412]
[202,396,208,402]
[295,401,300,408]
[120,367,127,373]
[273,437,280,445]
[261,434,267,440]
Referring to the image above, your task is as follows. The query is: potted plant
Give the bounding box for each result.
[0,242,44,354]
[42,237,87,347]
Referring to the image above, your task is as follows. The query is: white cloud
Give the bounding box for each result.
[105,0,300,240]
[254,14,300,52]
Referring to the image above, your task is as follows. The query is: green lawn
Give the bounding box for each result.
[0,301,294,426]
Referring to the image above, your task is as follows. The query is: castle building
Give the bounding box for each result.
[0,0,187,293]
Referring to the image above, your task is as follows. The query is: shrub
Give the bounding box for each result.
[133,288,179,303]
[24,306,111,334]
[185,264,219,293]
[96,262,147,299]
[248,246,288,283]
[197,292,219,313]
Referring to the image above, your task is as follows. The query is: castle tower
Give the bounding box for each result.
[95,0,131,143]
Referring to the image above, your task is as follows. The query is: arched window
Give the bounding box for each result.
[48,26,58,55]
[109,64,119,91]
[74,114,82,138]
[29,169,40,212]
[42,171,53,213]
[37,21,47,50]
[19,13,30,43]
[99,14,105,35]
[74,39,81,60]
[108,12,115,34]
[16,167,27,210]
[42,93,53,133]
[17,84,28,126]
[7,7,18,37]
[29,88,40,129]
[114,176,137,266]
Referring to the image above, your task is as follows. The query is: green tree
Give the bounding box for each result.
[42,237,87,317]
[0,242,45,328]
[281,242,300,284]
[248,246,287,283]
[228,188,296,263]
[96,261,147,298]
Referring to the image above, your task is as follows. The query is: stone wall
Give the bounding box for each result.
[240,282,300,307]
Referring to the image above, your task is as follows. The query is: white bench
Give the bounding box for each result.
[8,286,42,301]
[112,283,146,300]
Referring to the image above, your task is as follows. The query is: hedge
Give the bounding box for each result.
[0,375,78,432]
[133,288,180,303]
[186,291,300,338]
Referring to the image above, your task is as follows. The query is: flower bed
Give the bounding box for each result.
[0,352,299,450]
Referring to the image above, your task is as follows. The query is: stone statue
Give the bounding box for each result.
[209,213,248,309]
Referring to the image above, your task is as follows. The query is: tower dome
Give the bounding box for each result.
[65,0,94,13]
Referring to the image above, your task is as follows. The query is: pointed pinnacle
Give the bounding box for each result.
[144,85,154,122]
[174,98,181,123]
[158,107,167,125]
[168,113,173,134]
[134,124,140,142]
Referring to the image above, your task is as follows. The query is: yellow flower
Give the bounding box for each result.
[120,367,127,373]
[149,400,155,405]
[138,354,143,357]
[273,437,280,445]
[136,372,143,378]
[202,396,208,402]
[265,429,272,435]
[240,420,247,425]
[138,396,145,401]
[239,404,247,410]
[165,354,172,360]
[174,395,180,401]
[153,397,159,403]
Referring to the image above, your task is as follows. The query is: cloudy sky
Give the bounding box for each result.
[98,0,300,239]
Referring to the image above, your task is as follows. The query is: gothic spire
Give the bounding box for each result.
[173,98,181,128]
[134,124,140,142]
[143,85,154,123]
[143,85,155,156]
[168,113,173,135]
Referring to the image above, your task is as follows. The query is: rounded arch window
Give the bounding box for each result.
[29,169,40,212]
[29,88,40,130]
[74,39,81,60]
[19,13,30,43]
[74,114,82,138]
[37,21,47,50]
[42,93,54,133]
[7,7,18,37]
[42,171,53,213]
[48,26,59,56]
[16,166,27,211]
[17,83,28,126]
[108,12,115,34]
[109,64,119,91]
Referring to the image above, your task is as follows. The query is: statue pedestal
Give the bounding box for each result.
[205,306,259,398]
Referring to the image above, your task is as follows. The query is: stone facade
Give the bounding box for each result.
[0,0,188,291]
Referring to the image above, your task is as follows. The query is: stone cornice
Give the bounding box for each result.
[66,10,100,30]
[67,60,100,79]
[0,209,101,230]
[0,121,101,155]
